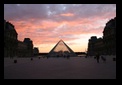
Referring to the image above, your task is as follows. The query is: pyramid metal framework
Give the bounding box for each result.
[48,40,77,57]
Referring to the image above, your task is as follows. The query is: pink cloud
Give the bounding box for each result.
[60,13,74,17]
[9,16,109,52]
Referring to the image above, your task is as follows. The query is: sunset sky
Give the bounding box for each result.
[4,4,116,53]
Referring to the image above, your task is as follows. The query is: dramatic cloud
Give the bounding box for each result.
[4,4,116,52]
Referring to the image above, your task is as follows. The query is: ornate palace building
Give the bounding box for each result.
[33,47,39,56]
[4,19,34,58]
[4,20,18,58]
[17,38,34,57]
[23,38,33,57]
[103,17,116,55]
[87,36,97,56]
[87,17,116,56]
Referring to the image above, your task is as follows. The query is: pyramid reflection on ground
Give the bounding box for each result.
[47,40,77,57]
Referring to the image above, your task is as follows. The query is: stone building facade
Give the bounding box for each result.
[33,47,39,56]
[23,38,33,57]
[87,17,116,56]
[94,38,105,55]
[17,39,34,57]
[4,20,18,58]
[17,40,28,57]
[103,17,116,55]
[87,36,97,56]
[4,19,34,58]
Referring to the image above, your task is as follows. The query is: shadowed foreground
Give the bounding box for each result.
[4,56,116,79]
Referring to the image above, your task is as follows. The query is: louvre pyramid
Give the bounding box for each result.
[48,40,77,57]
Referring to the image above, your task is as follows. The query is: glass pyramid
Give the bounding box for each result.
[48,40,77,57]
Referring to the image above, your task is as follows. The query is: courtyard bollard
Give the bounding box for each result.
[31,58,33,61]
[14,60,17,63]
[113,58,116,61]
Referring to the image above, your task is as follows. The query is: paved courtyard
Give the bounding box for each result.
[4,56,116,79]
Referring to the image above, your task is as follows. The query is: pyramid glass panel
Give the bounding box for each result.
[48,40,77,57]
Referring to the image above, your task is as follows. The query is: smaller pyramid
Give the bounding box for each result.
[47,40,77,57]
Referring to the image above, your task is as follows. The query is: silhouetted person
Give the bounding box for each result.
[96,53,100,63]
[101,55,106,63]
[63,55,66,58]
[67,55,70,59]
[57,55,59,57]
[85,54,88,58]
